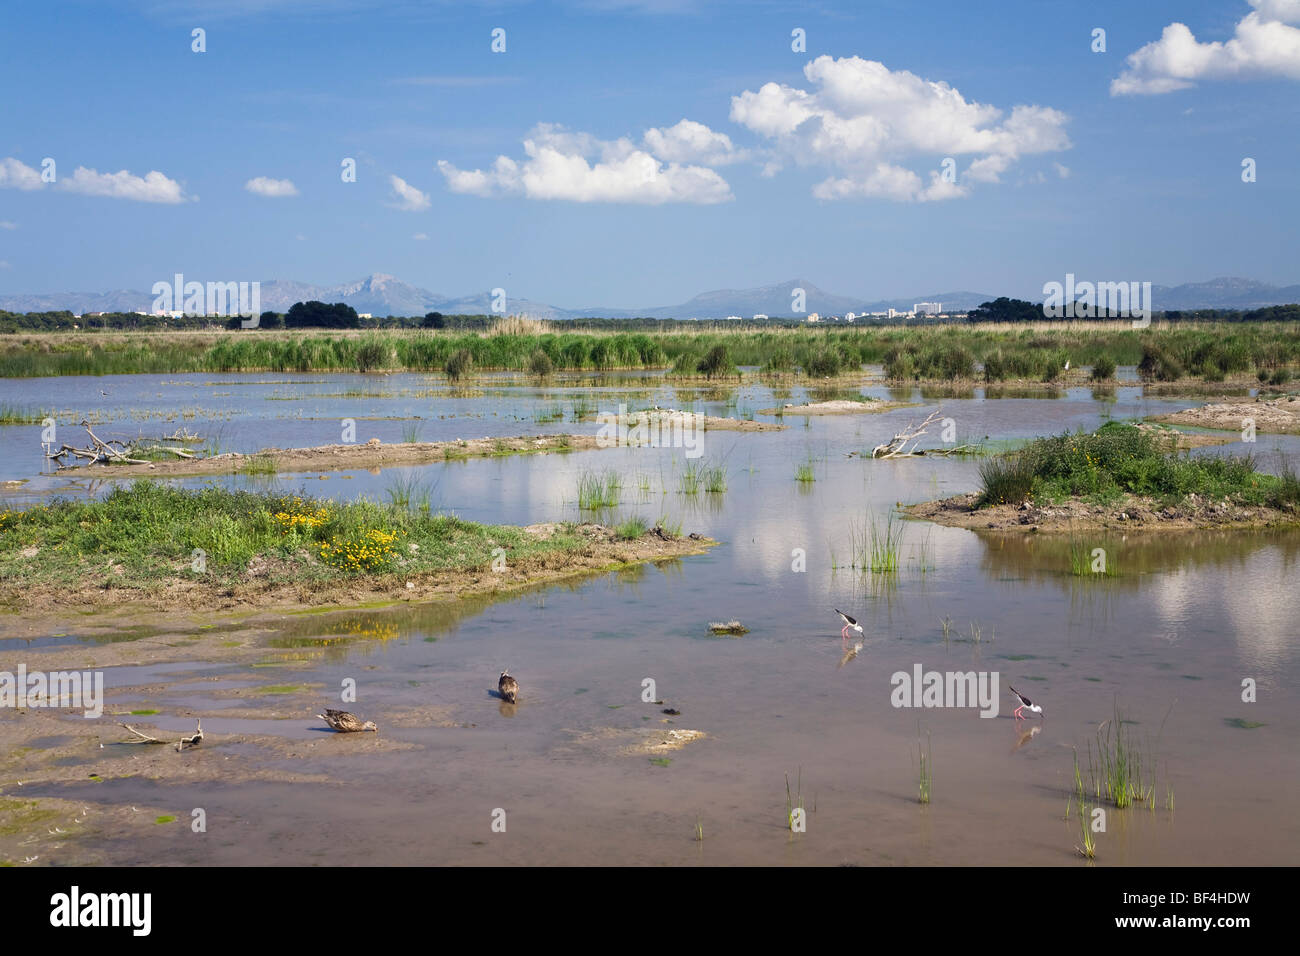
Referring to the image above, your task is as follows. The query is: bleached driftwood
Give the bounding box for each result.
[120,718,203,752]
[45,422,200,468]
[871,409,944,459]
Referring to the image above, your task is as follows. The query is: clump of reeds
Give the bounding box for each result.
[916,731,932,804]
[577,469,620,510]
[1074,799,1097,859]
[1068,537,1120,577]
[785,768,805,830]
[702,462,727,494]
[849,512,905,572]
[445,348,473,382]
[238,453,277,476]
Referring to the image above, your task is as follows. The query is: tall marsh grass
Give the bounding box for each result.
[577,469,620,510]
[849,512,905,572]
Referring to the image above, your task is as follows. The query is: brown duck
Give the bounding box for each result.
[317,708,378,733]
[498,670,519,704]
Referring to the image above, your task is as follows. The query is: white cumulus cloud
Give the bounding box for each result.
[729,55,1070,201]
[643,119,746,165]
[387,174,431,211]
[59,166,191,203]
[1112,0,1300,95]
[0,220,17,229]
[244,176,299,197]
[437,122,733,204]
[0,158,44,191]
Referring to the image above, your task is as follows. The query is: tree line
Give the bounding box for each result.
[2,299,1298,334]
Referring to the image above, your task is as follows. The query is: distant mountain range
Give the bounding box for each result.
[2,274,1297,319]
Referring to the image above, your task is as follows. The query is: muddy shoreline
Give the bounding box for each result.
[60,433,601,479]
[907,492,1300,533]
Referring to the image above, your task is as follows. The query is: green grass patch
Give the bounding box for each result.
[976,421,1299,510]
[238,453,277,476]
[0,481,646,597]
[615,516,647,540]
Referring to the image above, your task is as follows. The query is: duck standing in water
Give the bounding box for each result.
[498,670,519,704]
[317,708,378,733]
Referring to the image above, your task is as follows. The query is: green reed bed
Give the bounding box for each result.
[5,322,1298,381]
[0,403,50,425]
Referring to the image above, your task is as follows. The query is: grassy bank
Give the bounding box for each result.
[976,422,1300,509]
[0,482,701,609]
[1,321,1297,381]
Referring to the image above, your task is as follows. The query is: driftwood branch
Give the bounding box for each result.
[120,723,165,744]
[872,409,945,459]
[45,423,201,469]
[120,718,204,751]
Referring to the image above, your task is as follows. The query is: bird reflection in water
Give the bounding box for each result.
[838,642,864,669]
[1012,723,1041,752]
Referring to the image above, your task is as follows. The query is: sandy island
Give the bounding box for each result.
[1149,397,1300,435]
[62,417,785,480]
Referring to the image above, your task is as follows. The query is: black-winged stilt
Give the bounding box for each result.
[834,609,863,641]
[498,669,518,704]
[1008,685,1043,720]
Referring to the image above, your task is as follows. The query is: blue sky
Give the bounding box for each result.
[1,0,1297,307]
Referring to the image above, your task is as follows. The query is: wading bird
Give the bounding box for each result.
[835,609,864,642]
[499,670,519,704]
[1008,685,1043,720]
[317,708,378,732]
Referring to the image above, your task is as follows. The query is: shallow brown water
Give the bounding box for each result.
[3,374,1299,865]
